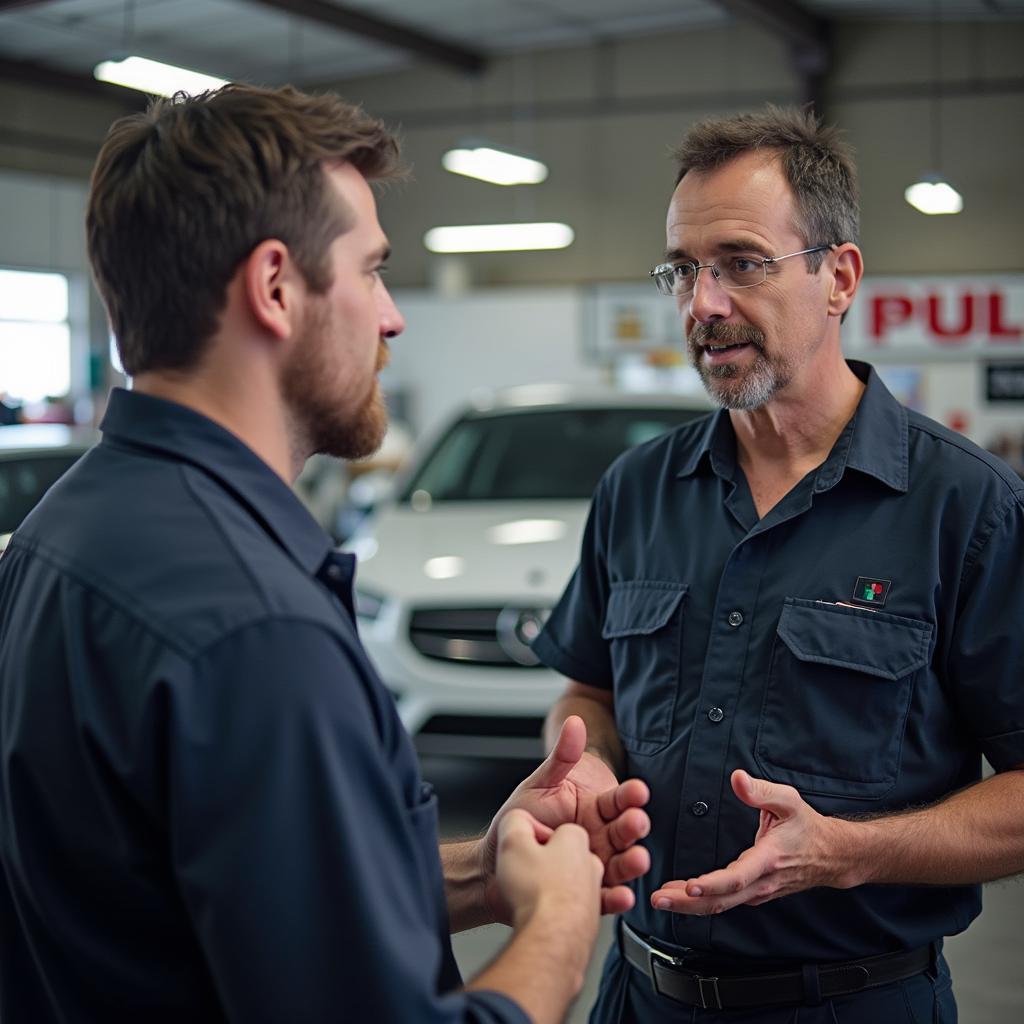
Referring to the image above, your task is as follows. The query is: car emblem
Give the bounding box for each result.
[496,607,550,667]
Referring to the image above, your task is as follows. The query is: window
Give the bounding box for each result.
[0,268,71,403]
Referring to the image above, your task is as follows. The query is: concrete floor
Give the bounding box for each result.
[428,755,1024,1023]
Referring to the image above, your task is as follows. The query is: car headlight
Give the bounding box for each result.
[354,586,387,623]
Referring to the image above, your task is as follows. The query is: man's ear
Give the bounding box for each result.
[828,243,864,319]
[243,239,299,341]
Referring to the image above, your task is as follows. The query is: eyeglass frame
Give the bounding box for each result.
[648,244,834,297]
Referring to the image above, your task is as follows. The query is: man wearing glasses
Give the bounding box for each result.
[535,106,1024,1022]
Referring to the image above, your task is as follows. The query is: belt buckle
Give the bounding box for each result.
[696,974,723,1010]
[638,930,722,1010]
[634,928,685,1000]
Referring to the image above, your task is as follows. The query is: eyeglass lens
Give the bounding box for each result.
[659,256,765,295]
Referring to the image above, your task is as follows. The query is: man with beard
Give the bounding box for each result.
[535,106,1024,1022]
[0,85,653,1024]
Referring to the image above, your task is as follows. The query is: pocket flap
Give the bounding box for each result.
[776,599,932,681]
[601,582,688,639]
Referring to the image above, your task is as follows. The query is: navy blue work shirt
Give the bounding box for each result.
[534,361,1024,963]
[0,388,526,1024]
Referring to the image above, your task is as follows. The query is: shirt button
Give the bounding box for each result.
[325,564,344,582]
[691,801,709,817]
[727,610,744,627]
[707,706,724,723]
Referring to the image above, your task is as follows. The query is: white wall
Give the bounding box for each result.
[0,170,88,273]
[385,287,605,434]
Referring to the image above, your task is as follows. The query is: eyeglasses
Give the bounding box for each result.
[649,245,833,297]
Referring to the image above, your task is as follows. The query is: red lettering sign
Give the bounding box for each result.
[868,288,1022,346]
[927,293,973,342]
[989,292,1023,340]
[870,296,914,341]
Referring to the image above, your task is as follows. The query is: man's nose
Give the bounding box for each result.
[380,288,405,339]
[687,266,731,324]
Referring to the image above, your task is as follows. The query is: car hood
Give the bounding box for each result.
[347,500,589,603]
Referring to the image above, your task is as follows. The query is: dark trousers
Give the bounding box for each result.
[589,938,957,1023]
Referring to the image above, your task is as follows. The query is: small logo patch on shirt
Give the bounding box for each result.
[852,576,891,607]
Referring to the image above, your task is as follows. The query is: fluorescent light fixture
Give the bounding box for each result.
[487,518,567,546]
[904,174,963,215]
[423,555,464,580]
[424,223,574,253]
[442,144,548,186]
[94,56,228,98]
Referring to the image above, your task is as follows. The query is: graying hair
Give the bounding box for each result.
[672,105,859,271]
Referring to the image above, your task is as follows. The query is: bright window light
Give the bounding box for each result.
[424,223,575,253]
[94,56,228,98]
[0,269,68,322]
[905,177,963,215]
[0,322,71,402]
[442,146,548,186]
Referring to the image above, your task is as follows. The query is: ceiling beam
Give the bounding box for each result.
[246,0,487,75]
[708,0,832,112]
[0,0,56,11]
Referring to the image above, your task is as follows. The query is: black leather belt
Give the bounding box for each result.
[620,920,934,1010]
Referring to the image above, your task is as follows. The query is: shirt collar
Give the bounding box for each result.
[830,360,909,494]
[675,409,729,479]
[99,388,333,574]
[674,360,908,493]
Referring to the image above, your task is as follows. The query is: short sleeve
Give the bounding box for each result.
[948,493,1024,771]
[533,478,614,688]
[167,618,529,1024]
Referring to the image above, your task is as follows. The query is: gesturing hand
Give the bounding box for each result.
[482,716,651,923]
[650,769,847,916]
[494,810,603,938]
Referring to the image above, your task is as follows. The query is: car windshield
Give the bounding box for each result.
[400,406,705,502]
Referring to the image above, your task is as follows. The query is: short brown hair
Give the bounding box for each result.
[672,105,858,270]
[87,84,401,376]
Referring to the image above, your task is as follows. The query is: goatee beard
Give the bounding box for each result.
[687,322,788,411]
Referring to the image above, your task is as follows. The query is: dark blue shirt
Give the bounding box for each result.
[534,361,1024,962]
[0,388,525,1024]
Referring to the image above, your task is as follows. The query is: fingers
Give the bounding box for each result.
[650,876,764,916]
[529,715,587,789]
[497,807,537,848]
[602,844,651,887]
[650,880,776,915]
[594,777,650,822]
[730,769,800,818]
[604,806,650,854]
[650,845,776,915]
[546,822,605,886]
[498,807,554,846]
[600,884,636,915]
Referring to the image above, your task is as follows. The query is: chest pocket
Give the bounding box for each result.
[755,598,933,799]
[601,581,687,756]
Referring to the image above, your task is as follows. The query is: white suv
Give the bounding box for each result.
[346,386,710,759]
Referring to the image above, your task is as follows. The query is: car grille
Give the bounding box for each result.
[408,607,547,667]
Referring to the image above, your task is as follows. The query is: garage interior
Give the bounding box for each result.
[1,1,1022,1020]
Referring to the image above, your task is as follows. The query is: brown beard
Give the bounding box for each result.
[282,299,389,462]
